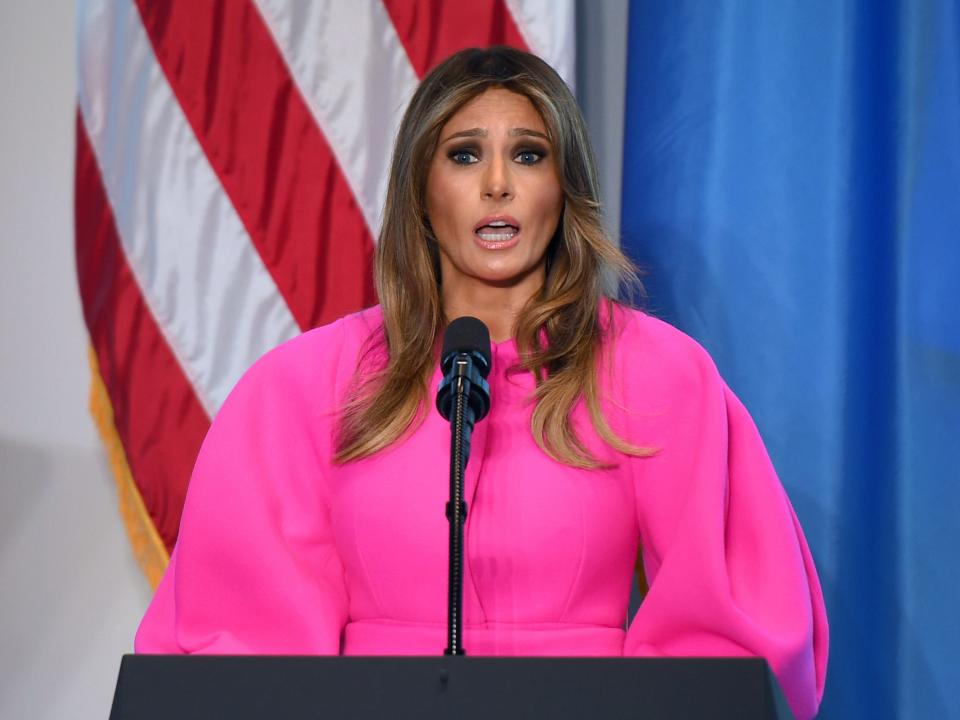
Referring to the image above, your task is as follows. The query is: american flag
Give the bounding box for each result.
[75,0,575,588]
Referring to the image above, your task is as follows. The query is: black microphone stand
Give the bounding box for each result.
[436,317,491,657]
[445,355,473,656]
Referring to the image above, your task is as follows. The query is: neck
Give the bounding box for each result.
[441,272,544,343]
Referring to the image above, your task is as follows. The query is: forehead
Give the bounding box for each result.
[442,88,546,132]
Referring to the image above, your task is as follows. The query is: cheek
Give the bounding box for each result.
[426,170,469,237]
[532,183,564,237]
[425,174,445,230]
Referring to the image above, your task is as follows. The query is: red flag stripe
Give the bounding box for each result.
[76,110,209,553]
[382,0,529,78]
[133,0,376,331]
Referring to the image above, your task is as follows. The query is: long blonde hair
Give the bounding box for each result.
[335,46,648,468]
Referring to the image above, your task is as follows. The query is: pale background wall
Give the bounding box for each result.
[0,1,628,717]
[0,3,155,719]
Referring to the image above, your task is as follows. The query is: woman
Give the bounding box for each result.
[136,47,828,718]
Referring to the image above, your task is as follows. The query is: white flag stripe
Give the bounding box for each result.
[506,0,576,92]
[76,0,300,416]
[253,0,420,240]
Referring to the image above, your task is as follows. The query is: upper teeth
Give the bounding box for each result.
[477,225,517,242]
[488,220,508,227]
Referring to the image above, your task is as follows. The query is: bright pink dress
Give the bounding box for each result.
[136,304,828,719]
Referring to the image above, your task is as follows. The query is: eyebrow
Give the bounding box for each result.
[440,127,550,143]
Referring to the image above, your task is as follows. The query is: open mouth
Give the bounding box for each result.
[474,217,520,243]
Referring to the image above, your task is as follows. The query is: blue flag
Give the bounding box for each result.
[621,2,960,718]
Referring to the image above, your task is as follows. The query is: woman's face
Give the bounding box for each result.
[426,88,563,296]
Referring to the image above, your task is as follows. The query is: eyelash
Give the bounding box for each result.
[447,147,547,166]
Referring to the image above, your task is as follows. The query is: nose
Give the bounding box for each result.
[482,154,514,200]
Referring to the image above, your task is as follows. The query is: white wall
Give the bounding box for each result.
[0,3,153,719]
[0,3,628,717]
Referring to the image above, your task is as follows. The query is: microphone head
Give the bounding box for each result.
[441,316,492,373]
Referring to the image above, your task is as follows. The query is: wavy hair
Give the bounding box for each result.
[335,46,649,468]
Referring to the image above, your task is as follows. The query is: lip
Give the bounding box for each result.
[473,214,521,232]
[473,214,522,250]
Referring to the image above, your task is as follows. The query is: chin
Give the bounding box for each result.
[473,265,538,288]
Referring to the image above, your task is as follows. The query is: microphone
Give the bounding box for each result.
[436,316,492,423]
[435,317,492,656]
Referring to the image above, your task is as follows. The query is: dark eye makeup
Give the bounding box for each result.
[447,146,480,165]
[514,146,548,165]
[445,142,550,166]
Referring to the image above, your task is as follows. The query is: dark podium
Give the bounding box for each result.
[109,655,795,719]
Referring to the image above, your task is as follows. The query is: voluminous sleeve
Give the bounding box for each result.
[134,325,350,654]
[622,319,828,720]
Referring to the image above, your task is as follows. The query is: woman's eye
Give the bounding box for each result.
[515,149,543,165]
[449,150,478,165]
